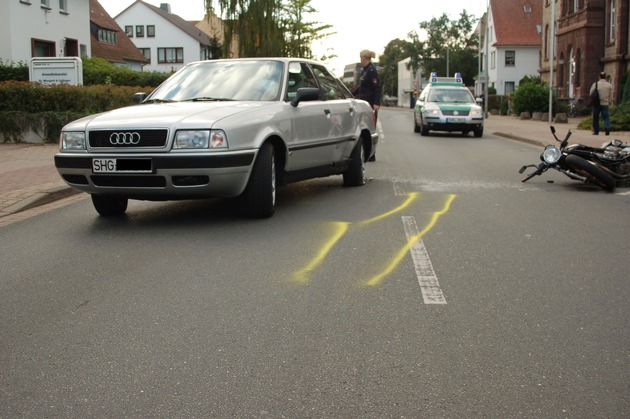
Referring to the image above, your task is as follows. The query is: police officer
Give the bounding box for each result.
[352,49,381,122]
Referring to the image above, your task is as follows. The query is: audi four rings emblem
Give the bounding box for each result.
[109,132,141,145]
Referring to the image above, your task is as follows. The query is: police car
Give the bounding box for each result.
[413,72,484,137]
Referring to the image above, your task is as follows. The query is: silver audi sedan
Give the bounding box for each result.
[54,58,378,218]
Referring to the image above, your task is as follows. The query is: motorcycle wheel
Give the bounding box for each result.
[565,154,616,191]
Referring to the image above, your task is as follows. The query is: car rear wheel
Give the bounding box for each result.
[243,142,276,218]
[91,194,128,216]
[343,139,365,186]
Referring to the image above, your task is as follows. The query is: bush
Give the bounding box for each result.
[512,82,555,115]
[0,59,29,82]
[82,57,169,87]
[0,82,156,143]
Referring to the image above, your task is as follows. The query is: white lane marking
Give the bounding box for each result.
[392,180,406,196]
[401,216,447,304]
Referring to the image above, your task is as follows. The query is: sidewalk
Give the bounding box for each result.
[1,114,629,218]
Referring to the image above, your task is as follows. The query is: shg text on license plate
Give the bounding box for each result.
[93,158,116,172]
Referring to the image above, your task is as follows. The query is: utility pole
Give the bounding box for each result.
[548,1,556,122]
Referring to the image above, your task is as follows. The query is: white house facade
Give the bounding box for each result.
[481,0,542,96]
[0,0,91,63]
[114,2,211,73]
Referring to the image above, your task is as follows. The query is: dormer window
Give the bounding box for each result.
[98,29,117,44]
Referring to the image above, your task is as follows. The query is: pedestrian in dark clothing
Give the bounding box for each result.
[352,49,381,123]
[590,71,613,135]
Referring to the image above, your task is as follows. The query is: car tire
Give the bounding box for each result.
[413,116,421,133]
[420,124,430,136]
[343,139,365,187]
[474,126,483,138]
[243,142,276,218]
[91,194,128,216]
[565,155,615,191]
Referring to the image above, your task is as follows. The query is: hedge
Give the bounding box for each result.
[0,82,155,143]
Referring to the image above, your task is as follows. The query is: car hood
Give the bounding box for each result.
[64,101,273,131]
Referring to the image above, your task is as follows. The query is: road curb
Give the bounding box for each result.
[1,186,81,217]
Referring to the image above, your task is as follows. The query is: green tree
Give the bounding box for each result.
[379,39,414,97]
[280,0,334,59]
[206,0,285,57]
[407,11,479,86]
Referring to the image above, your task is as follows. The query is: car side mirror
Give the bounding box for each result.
[133,93,148,104]
[291,87,320,107]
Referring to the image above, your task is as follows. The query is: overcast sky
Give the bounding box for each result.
[98,0,485,76]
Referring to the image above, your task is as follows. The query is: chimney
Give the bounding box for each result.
[160,3,171,13]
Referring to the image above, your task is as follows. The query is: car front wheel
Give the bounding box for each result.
[91,194,128,216]
[343,139,365,186]
[243,142,276,218]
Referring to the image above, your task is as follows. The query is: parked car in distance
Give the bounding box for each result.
[413,72,484,137]
[55,58,378,218]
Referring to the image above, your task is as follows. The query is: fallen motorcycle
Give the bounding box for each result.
[519,126,630,191]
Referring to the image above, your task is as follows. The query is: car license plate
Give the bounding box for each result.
[92,158,152,173]
[447,118,464,123]
[93,158,116,172]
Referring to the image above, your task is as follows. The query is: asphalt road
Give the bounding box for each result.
[1,108,629,417]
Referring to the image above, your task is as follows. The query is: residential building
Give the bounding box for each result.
[541,0,629,103]
[342,63,361,87]
[90,0,147,70]
[481,0,543,96]
[0,0,91,63]
[195,8,239,59]
[114,1,212,73]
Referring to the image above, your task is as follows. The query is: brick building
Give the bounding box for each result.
[540,0,629,103]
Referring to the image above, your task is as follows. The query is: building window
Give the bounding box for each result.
[147,25,155,37]
[32,39,55,57]
[609,0,616,43]
[158,47,184,64]
[40,0,50,9]
[136,25,144,38]
[125,26,133,37]
[505,50,515,66]
[491,51,496,69]
[98,29,117,44]
[59,0,67,12]
[140,48,151,63]
[505,82,515,94]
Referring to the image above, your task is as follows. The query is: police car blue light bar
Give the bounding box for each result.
[430,72,463,84]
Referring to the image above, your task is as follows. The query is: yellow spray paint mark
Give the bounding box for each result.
[359,192,419,226]
[364,194,457,287]
[293,221,350,283]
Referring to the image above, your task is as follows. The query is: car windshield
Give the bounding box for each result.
[148,60,284,102]
[428,89,474,104]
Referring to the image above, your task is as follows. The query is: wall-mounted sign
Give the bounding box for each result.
[29,57,83,86]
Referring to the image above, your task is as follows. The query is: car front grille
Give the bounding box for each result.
[89,130,168,148]
[442,110,470,116]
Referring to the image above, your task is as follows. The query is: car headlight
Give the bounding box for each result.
[470,109,482,116]
[61,132,86,150]
[542,146,561,164]
[424,108,440,116]
[174,130,228,149]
